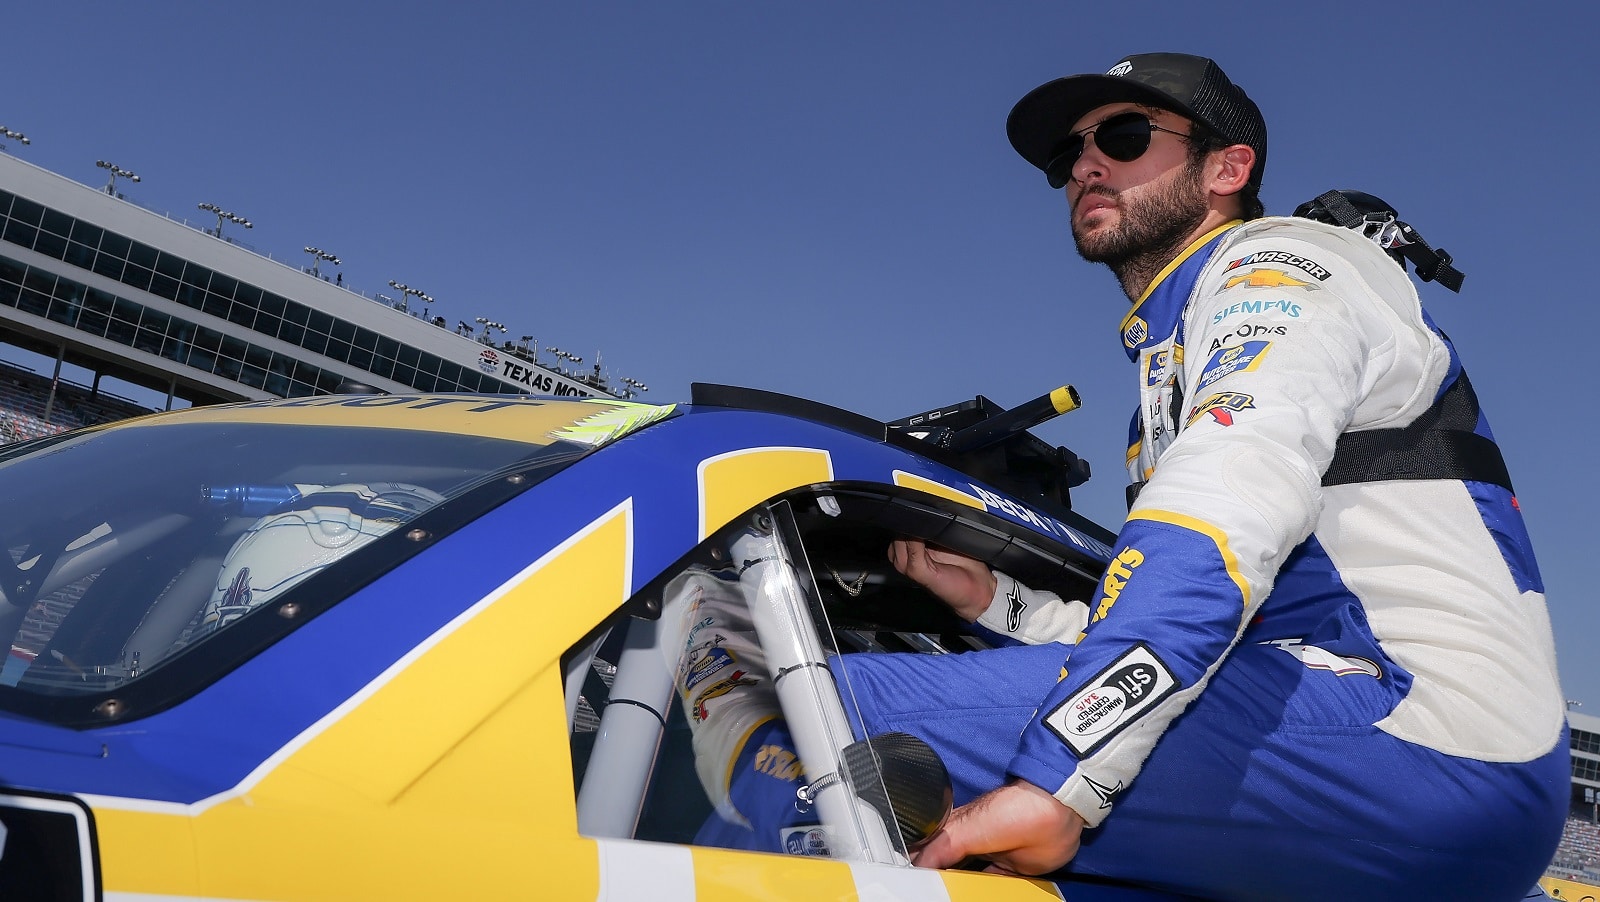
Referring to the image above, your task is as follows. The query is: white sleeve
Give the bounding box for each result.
[657,567,781,816]
[972,569,1089,646]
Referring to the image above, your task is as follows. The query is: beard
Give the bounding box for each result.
[1072,155,1210,290]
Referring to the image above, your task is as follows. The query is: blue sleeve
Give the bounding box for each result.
[1006,514,1249,822]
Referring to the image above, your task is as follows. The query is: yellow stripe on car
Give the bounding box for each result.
[892,471,985,510]
[93,500,636,899]
[697,447,833,540]
[108,395,669,446]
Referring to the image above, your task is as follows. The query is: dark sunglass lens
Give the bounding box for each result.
[1044,136,1086,188]
[1094,114,1154,162]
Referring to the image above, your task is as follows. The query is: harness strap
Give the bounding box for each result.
[1127,372,1513,509]
[1320,371,1513,491]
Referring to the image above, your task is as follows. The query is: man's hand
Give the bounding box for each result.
[887,538,997,622]
[911,781,1085,876]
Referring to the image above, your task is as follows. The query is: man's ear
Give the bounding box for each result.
[1211,144,1255,198]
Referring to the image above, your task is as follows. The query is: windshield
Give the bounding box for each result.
[0,413,594,704]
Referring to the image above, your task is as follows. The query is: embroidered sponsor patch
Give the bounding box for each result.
[1143,346,1183,388]
[1225,250,1332,281]
[1043,644,1178,757]
[1197,341,1271,389]
[1187,391,1255,426]
[1144,350,1166,388]
[1222,268,1319,292]
[1005,581,1027,632]
[1092,546,1144,623]
[682,645,735,691]
[1122,315,1150,349]
[1208,323,1287,351]
[691,670,759,722]
[1083,774,1123,810]
[1210,298,1303,324]
[753,742,805,781]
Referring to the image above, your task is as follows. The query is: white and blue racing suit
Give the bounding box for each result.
[683,217,1567,900]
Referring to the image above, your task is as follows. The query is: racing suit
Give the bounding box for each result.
[673,218,1568,899]
[849,216,1568,900]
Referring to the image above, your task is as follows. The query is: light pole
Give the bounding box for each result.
[620,377,649,400]
[304,246,340,278]
[474,317,507,345]
[387,280,432,313]
[0,126,29,153]
[197,203,252,239]
[96,160,140,196]
[549,347,582,375]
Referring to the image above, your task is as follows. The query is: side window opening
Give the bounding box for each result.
[566,482,1105,863]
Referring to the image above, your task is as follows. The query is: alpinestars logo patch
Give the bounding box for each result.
[1006,582,1026,632]
[1084,774,1123,810]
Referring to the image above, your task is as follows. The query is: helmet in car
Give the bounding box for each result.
[197,482,445,635]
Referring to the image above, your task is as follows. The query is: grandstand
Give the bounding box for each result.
[0,150,638,444]
[0,356,153,442]
[1549,710,1600,891]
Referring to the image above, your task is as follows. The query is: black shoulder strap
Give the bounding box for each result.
[1320,371,1513,492]
[1305,190,1465,292]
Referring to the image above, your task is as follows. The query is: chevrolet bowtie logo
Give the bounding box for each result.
[1223,268,1315,291]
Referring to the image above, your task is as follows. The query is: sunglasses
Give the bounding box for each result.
[1044,112,1194,189]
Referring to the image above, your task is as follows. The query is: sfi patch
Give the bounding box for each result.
[1043,644,1178,757]
[781,825,831,857]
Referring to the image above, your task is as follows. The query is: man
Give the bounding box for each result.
[879,53,1568,899]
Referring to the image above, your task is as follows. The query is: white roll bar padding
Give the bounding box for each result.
[729,527,904,865]
[575,616,674,839]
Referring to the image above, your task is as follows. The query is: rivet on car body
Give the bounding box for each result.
[407,529,429,542]
[507,474,526,485]
[94,699,123,718]
[278,603,301,619]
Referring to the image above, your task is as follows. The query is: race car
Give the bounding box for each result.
[0,382,1336,900]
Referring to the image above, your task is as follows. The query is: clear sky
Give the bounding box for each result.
[6,3,1597,705]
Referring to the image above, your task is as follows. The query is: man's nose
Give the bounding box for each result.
[1070,135,1111,188]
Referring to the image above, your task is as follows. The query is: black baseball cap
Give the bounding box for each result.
[1007,52,1267,189]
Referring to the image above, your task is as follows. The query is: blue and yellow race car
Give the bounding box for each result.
[0,383,1207,901]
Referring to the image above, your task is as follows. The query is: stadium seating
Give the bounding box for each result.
[1548,816,1600,884]
[0,360,153,444]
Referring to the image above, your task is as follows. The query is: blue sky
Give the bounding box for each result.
[7,3,1598,705]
